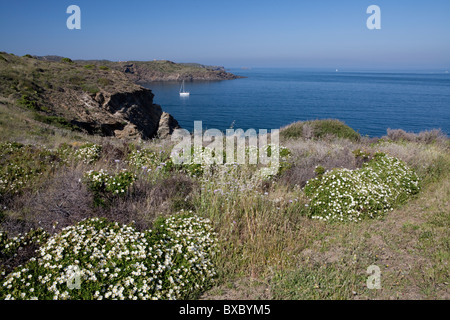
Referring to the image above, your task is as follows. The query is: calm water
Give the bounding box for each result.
[143,69,450,137]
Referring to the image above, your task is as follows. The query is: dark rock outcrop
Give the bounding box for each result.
[65,87,177,140]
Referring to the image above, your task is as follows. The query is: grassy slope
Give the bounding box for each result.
[0,68,448,301]
[201,124,449,300]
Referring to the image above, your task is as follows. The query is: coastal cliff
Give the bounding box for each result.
[0,52,179,139]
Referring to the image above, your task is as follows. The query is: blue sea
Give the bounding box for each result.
[142,69,450,137]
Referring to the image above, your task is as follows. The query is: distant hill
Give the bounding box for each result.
[32,56,243,83]
[73,59,244,83]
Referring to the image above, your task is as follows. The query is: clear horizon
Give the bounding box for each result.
[1,0,449,70]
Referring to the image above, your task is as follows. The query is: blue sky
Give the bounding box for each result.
[0,0,449,69]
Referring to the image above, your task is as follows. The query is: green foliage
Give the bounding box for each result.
[83,169,137,207]
[280,122,305,139]
[74,143,102,164]
[0,142,58,196]
[33,114,78,131]
[0,214,217,300]
[81,84,100,95]
[0,228,49,259]
[18,94,40,111]
[352,148,372,161]
[68,75,84,86]
[281,119,360,141]
[304,154,420,222]
[61,58,73,63]
[314,165,325,177]
[99,66,110,71]
[83,64,95,69]
[311,119,360,141]
[22,54,33,59]
[97,78,113,87]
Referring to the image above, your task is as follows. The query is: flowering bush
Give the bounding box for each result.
[128,149,162,169]
[74,143,102,164]
[258,144,292,179]
[0,228,49,278]
[304,153,420,222]
[83,169,136,206]
[0,142,57,195]
[127,148,184,179]
[0,213,217,300]
[168,146,205,177]
[0,229,49,259]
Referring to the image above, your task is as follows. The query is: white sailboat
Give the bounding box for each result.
[179,80,190,97]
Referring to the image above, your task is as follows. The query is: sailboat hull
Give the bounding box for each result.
[179,80,190,97]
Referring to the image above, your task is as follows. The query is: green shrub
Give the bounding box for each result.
[81,84,100,95]
[0,228,49,259]
[99,66,110,71]
[18,94,40,111]
[314,165,325,176]
[33,114,77,131]
[83,169,136,206]
[128,149,163,169]
[97,78,113,87]
[23,54,33,59]
[0,214,217,300]
[128,148,182,177]
[83,64,95,69]
[0,142,58,196]
[68,76,84,86]
[61,58,73,63]
[74,143,102,164]
[281,120,360,141]
[310,119,360,141]
[280,122,305,139]
[304,154,420,222]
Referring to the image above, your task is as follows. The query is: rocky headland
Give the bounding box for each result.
[0,52,182,140]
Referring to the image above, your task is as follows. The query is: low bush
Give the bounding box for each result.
[304,153,420,222]
[83,169,136,207]
[0,213,217,300]
[18,94,40,111]
[33,114,78,131]
[281,119,360,141]
[74,143,102,164]
[0,142,58,196]
[97,78,113,87]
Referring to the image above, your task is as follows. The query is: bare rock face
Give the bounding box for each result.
[64,87,178,140]
[157,112,181,138]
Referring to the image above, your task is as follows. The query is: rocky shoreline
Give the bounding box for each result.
[0,52,181,140]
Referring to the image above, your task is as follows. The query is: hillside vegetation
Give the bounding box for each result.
[73,59,243,83]
[0,111,448,299]
[0,52,179,140]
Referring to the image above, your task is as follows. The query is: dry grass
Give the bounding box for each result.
[0,116,448,300]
